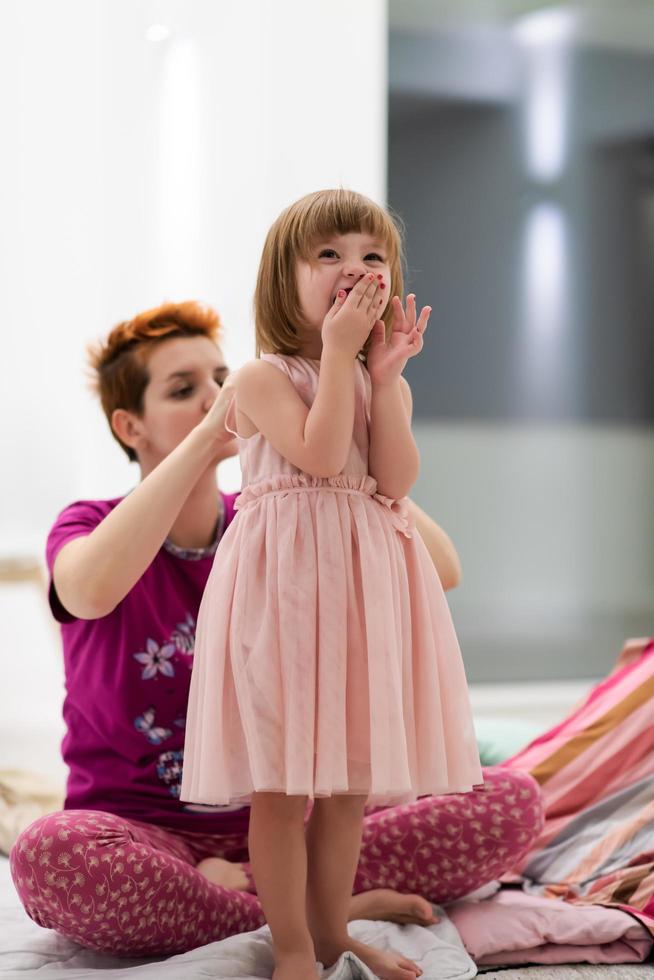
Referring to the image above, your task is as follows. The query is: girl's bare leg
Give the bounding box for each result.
[306,796,423,980]
[248,792,318,980]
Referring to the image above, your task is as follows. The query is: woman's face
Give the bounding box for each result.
[133,335,237,468]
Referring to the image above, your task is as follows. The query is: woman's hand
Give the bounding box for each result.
[321,273,383,359]
[198,372,239,460]
[367,293,430,387]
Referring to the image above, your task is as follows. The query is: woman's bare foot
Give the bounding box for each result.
[196,856,251,891]
[348,888,438,926]
[315,936,422,980]
[272,950,320,980]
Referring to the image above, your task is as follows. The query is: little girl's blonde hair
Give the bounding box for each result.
[254,189,405,357]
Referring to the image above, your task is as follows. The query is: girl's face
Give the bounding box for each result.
[126,335,237,469]
[295,231,392,332]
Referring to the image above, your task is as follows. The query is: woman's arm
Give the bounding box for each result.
[407,500,462,590]
[53,381,235,621]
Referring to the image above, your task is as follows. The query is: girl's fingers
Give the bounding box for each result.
[391,294,417,334]
[367,289,386,324]
[328,289,348,317]
[364,281,382,316]
[350,274,374,304]
[408,326,424,354]
[370,319,386,345]
[406,293,417,331]
[353,274,378,309]
[391,294,406,329]
[416,305,431,333]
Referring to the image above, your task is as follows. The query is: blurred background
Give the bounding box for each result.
[1,0,653,774]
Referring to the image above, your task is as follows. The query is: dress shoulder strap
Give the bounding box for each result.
[224,394,239,437]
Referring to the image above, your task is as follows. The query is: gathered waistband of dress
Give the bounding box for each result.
[234,474,414,537]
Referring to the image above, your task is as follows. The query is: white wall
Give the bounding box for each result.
[1,0,388,550]
[0,0,387,773]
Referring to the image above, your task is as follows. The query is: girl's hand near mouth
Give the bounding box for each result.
[321,274,383,360]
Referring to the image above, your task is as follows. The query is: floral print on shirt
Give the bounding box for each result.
[134,707,173,745]
[133,638,176,679]
[171,613,196,656]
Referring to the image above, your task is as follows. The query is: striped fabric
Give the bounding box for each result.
[502,638,654,932]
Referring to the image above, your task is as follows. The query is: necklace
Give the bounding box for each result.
[163,494,225,560]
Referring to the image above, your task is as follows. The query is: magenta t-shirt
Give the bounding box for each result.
[46,494,251,835]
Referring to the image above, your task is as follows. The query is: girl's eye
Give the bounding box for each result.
[365,253,385,262]
[318,248,338,259]
[171,386,193,399]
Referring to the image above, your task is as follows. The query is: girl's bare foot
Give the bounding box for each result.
[272,950,320,980]
[196,856,251,891]
[348,888,438,926]
[315,937,422,980]
[351,941,423,980]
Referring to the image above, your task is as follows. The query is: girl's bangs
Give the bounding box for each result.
[292,193,399,261]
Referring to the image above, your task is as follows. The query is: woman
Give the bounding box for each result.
[10,300,543,956]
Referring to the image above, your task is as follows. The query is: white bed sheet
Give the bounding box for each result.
[0,857,476,979]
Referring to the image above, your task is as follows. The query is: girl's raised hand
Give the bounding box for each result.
[366,293,430,386]
[322,273,383,359]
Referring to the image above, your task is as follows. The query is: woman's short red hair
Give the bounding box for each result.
[89,300,221,461]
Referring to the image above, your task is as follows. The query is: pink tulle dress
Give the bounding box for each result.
[180,354,482,806]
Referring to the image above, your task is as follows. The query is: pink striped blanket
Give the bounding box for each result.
[502,637,654,932]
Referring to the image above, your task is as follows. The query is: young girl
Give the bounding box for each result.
[181,190,483,980]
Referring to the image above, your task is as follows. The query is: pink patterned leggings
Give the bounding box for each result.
[10,767,542,957]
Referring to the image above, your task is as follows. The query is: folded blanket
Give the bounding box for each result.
[502,637,654,933]
[448,889,653,966]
